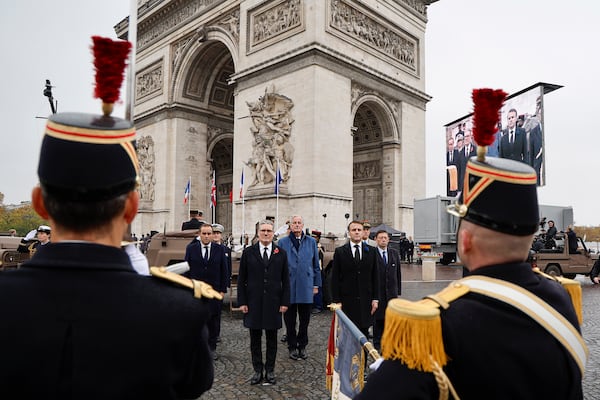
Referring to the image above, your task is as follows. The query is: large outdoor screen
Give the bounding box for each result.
[444,82,561,196]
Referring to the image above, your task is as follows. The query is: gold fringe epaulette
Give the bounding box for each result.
[533,268,582,325]
[150,266,223,300]
[381,281,469,372]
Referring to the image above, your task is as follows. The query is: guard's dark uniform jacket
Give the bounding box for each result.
[355,262,583,400]
[0,242,214,400]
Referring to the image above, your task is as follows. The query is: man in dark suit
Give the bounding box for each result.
[524,116,543,185]
[0,87,214,398]
[446,136,458,196]
[499,108,527,162]
[454,133,466,193]
[372,230,401,351]
[185,224,229,360]
[331,220,379,338]
[238,219,290,385]
[182,209,204,230]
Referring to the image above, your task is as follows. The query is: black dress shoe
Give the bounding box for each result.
[250,371,262,385]
[264,371,276,385]
[280,334,287,343]
[289,349,300,360]
[298,348,307,360]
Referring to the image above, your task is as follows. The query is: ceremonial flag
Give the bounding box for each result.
[274,164,283,195]
[240,167,245,199]
[183,178,191,204]
[229,189,233,203]
[210,171,216,208]
[326,309,366,400]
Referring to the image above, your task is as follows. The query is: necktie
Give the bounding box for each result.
[263,247,269,263]
[383,250,387,265]
[354,244,360,262]
[203,246,209,261]
[510,130,514,144]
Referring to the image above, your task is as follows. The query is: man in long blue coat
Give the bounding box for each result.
[238,220,290,385]
[277,215,322,361]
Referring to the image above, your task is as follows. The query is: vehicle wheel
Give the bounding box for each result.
[545,264,562,277]
[563,273,576,279]
[440,253,455,265]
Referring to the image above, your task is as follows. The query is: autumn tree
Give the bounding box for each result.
[0,203,47,237]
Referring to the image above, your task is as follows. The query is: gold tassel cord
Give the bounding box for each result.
[532,268,583,325]
[555,277,583,325]
[380,299,447,372]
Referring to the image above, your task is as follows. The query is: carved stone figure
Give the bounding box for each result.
[246,87,295,187]
[137,135,156,201]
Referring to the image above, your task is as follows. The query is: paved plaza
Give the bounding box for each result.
[201,264,600,399]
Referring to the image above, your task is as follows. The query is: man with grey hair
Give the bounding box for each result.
[238,219,290,385]
[277,215,322,360]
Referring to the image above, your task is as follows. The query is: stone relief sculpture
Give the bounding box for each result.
[251,0,302,46]
[330,0,417,71]
[218,10,240,40]
[136,61,163,101]
[353,160,380,180]
[246,87,295,188]
[137,135,156,201]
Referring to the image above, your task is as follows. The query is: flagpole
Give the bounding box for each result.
[212,170,216,224]
[241,166,246,247]
[188,176,191,217]
[276,159,280,229]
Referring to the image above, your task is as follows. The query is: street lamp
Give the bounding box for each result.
[322,213,327,234]
[344,213,350,238]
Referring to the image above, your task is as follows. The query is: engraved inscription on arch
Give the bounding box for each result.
[136,59,163,102]
[248,0,304,53]
[328,0,418,74]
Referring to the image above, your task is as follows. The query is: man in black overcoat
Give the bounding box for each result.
[237,219,290,385]
[372,230,401,351]
[0,98,214,398]
[330,220,379,338]
[185,223,229,359]
[182,209,203,230]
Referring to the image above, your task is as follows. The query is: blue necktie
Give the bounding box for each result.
[383,250,387,266]
[203,246,209,261]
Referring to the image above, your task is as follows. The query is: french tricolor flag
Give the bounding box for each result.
[239,167,245,199]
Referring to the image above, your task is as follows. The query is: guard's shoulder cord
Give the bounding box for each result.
[381,281,469,400]
[381,275,587,399]
[150,266,223,300]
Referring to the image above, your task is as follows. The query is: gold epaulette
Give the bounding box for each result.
[532,267,582,324]
[150,266,223,300]
[381,281,470,373]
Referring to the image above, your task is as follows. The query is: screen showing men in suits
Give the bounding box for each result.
[445,84,551,196]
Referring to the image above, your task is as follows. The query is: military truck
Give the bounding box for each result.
[145,229,241,310]
[0,236,30,270]
[413,196,575,265]
[530,233,598,278]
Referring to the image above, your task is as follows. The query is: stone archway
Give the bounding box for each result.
[210,136,233,234]
[352,103,384,225]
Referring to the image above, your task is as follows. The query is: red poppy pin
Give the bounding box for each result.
[273,248,280,254]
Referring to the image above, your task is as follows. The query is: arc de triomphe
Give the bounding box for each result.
[115,0,435,239]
